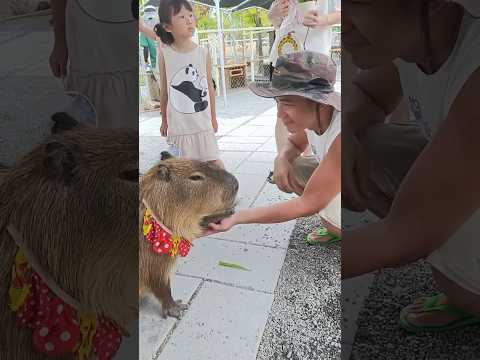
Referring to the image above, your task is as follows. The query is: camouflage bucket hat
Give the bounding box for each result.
[248,51,341,111]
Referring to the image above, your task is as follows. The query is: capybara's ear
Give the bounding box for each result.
[157,165,171,181]
[44,141,76,183]
[51,112,82,134]
[160,151,174,160]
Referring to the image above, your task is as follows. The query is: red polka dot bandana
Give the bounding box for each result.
[143,208,191,257]
[9,250,122,359]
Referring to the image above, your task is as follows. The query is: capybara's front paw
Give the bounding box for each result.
[161,300,188,319]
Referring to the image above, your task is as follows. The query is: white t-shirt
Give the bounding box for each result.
[395,12,480,295]
[305,110,341,228]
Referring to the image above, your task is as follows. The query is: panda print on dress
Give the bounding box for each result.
[170,64,209,114]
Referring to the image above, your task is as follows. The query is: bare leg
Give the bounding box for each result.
[402,268,480,328]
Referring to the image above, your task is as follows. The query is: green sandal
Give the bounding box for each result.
[399,293,480,333]
[306,226,341,246]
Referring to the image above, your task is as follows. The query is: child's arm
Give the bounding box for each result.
[303,9,341,28]
[206,49,218,133]
[157,49,168,137]
[268,0,289,29]
[208,135,340,231]
[342,67,480,279]
[139,16,157,40]
[49,0,68,78]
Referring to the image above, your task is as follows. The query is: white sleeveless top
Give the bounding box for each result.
[395,12,480,294]
[161,46,213,137]
[305,110,341,228]
[269,0,339,64]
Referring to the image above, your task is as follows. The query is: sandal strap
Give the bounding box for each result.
[422,294,477,319]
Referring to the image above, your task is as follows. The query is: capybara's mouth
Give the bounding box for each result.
[199,208,235,229]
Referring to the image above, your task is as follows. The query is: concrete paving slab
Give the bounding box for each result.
[139,117,162,136]
[256,138,279,152]
[227,125,263,137]
[246,126,279,137]
[246,151,277,163]
[252,182,296,207]
[140,136,168,174]
[235,161,275,176]
[219,151,252,172]
[218,136,270,144]
[157,282,274,360]
[176,237,287,293]
[232,173,267,208]
[218,141,263,152]
[249,117,277,127]
[210,220,296,249]
[140,276,202,360]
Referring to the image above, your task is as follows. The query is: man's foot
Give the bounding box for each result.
[399,293,480,333]
[306,226,340,246]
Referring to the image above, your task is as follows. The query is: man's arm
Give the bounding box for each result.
[231,134,341,225]
[278,131,309,162]
[343,66,480,278]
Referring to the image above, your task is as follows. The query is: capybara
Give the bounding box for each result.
[139,152,238,319]
[0,127,138,359]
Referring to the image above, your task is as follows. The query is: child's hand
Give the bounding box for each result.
[160,122,168,137]
[212,119,219,133]
[303,10,328,28]
[49,42,68,78]
[270,0,289,20]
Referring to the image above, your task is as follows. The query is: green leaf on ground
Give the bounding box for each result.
[218,260,251,271]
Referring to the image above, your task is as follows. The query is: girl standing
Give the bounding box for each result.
[155,0,223,168]
[49,0,138,129]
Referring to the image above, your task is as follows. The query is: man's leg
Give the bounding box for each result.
[356,122,480,330]
[292,156,341,241]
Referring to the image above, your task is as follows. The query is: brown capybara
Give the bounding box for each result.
[0,128,138,359]
[139,152,238,319]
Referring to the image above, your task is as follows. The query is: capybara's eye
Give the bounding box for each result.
[189,173,205,181]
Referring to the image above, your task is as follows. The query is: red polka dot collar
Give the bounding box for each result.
[7,224,123,360]
[142,206,192,257]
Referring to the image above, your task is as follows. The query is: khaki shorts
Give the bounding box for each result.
[355,122,480,296]
[292,156,341,229]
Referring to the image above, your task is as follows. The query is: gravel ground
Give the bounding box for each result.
[350,261,480,360]
[256,216,341,360]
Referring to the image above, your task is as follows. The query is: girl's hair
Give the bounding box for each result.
[154,0,194,45]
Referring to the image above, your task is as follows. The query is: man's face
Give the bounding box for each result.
[342,0,420,68]
[276,96,317,133]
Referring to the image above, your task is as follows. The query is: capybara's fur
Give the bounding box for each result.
[0,129,138,359]
[139,153,238,318]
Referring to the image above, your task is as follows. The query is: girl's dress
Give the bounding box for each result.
[65,0,138,129]
[161,45,219,161]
